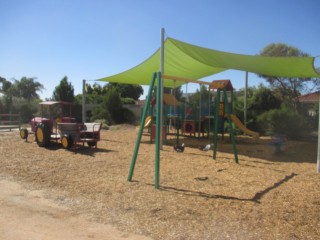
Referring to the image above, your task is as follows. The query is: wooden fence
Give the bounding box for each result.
[0,113,21,131]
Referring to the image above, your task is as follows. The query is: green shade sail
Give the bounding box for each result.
[99,37,320,87]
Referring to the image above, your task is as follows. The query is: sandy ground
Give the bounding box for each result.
[0,125,320,239]
[0,177,151,240]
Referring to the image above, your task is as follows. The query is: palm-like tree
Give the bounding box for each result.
[14,77,44,101]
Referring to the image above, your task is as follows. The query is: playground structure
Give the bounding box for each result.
[98,31,320,176]
[128,72,259,189]
[144,77,259,145]
[19,101,102,149]
[148,93,182,143]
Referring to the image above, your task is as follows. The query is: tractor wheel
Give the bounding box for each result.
[19,128,28,140]
[35,123,50,147]
[61,134,73,149]
[87,141,97,147]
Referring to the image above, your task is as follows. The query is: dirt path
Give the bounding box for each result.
[0,178,151,240]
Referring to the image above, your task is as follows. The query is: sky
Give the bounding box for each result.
[1,0,319,100]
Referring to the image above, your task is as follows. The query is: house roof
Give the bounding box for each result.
[298,91,320,103]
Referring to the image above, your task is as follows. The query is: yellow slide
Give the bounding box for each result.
[144,115,152,128]
[229,114,259,140]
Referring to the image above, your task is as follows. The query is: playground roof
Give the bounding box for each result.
[209,80,233,91]
[99,37,320,88]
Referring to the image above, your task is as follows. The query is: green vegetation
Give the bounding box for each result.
[0,77,43,122]
[257,105,311,139]
[0,43,318,134]
[258,43,320,109]
[52,76,75,102]
[90,86,136,124]
[234,83,316,139]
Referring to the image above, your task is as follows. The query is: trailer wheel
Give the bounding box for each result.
[87,141,97,147]
[19,128,28,140]
[61,134,73,149]
[35,123,50,147]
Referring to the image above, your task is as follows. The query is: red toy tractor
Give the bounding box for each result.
[20,101,102,149]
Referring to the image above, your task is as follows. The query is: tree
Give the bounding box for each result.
[188,85,211,107]
[52,76,75,102]
[1,77,43,101]
[1,76,43,114]
[13,77,44,101]
[257,105,310,138]
[258,43,320,109]
[106,83,143,100]
[0,77,12,96]
[0,76,42,119]
[233,85,282,132]
[0,77,8,91]
[91,87,135,124]
[104,87,123,123]
[249,84,282,115]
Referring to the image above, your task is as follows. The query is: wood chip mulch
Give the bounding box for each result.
[0,125,319,240]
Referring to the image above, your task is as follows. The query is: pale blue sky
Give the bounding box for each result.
[1,0,319,100]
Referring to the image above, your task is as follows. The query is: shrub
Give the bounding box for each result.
[257,105,311,139]
[90,88,136,125]
[121,97,136,104]
[93,119,109,130]
[104,88,123,124]
[122,108,136,124]
[91,105,110,124]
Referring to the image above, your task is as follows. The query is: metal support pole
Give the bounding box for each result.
[213,90,220,160]
[208,90,211,137]
[317,94,320,173]
[82,79,86,123]
[223,89,239,163]
[198,85,202,140]
[155,72,162,189]
[128,73,157,182]
[244,72,248,127]
[159,27,165,150]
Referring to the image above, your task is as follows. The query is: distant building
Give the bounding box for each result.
[298,91,319,116]
[298,91,319,103]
